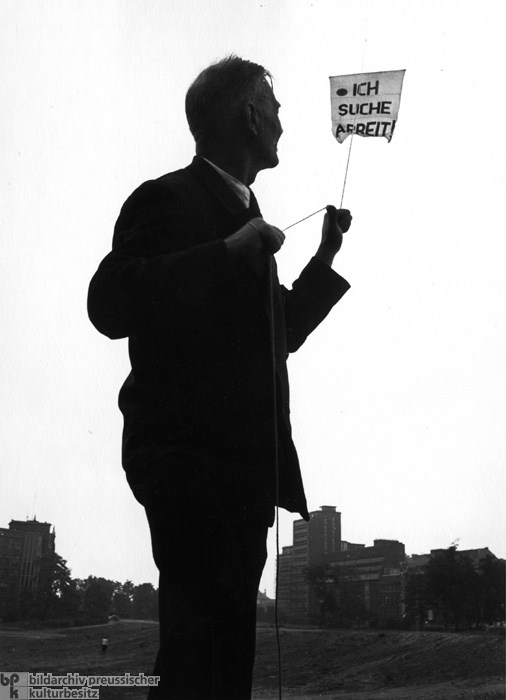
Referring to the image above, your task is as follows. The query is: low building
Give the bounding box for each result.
[326,539,406,624]
[257,590,275,617]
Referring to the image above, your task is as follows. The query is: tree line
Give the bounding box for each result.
[0,552,158,625]
[405,546,505,631]
[306,546,505,630]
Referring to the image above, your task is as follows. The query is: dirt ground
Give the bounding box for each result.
[0,621,503,699]
[253,626,505,699]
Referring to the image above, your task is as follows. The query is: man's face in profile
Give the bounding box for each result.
[254,83,283,170]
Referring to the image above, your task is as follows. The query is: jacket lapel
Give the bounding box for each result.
[188,156,252,217]
[188,156,279,342]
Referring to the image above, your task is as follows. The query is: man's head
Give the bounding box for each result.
[185,56,282,173]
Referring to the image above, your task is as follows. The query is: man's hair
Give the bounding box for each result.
[185,55,272,151]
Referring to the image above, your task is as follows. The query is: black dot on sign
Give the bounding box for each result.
[336,88,348,96]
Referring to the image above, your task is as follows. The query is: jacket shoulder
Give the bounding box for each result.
[121,165,193,209]
[112,166,196,244]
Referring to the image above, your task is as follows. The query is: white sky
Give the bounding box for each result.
[1,0,505,598]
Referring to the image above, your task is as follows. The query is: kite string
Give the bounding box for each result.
[268,257,283,700]
[340,134,354,207]
[282,206,327,232]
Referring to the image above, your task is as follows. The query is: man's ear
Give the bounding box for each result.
[244,101,260,137]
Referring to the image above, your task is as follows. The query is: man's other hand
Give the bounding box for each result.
[225,218,285,259]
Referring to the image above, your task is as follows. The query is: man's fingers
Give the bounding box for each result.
[325,205,339,231]
[337,208,352,233]
[258,222,285,254]
[325,206,352,231]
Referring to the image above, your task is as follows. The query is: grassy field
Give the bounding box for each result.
[0,620,504,699]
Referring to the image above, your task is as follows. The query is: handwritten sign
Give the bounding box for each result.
[330,70,405,143]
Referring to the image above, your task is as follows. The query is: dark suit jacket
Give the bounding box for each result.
[88,157,350,520]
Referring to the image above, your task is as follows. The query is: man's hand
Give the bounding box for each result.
[225,218,285,273]
[315,205,352,266]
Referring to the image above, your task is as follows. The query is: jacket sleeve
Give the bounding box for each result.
[282,257,351,353]
[87,180,237,340]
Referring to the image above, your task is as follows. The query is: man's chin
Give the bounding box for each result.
[266,151,280,169]
[256,150,279,174]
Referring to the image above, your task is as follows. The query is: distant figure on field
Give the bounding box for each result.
[101,636,108,654]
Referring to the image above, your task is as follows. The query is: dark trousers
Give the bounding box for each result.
[143,480,271,700]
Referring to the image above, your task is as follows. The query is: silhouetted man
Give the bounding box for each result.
[88,56,352,699]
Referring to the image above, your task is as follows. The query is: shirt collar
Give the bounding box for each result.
[202,158,251,209]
